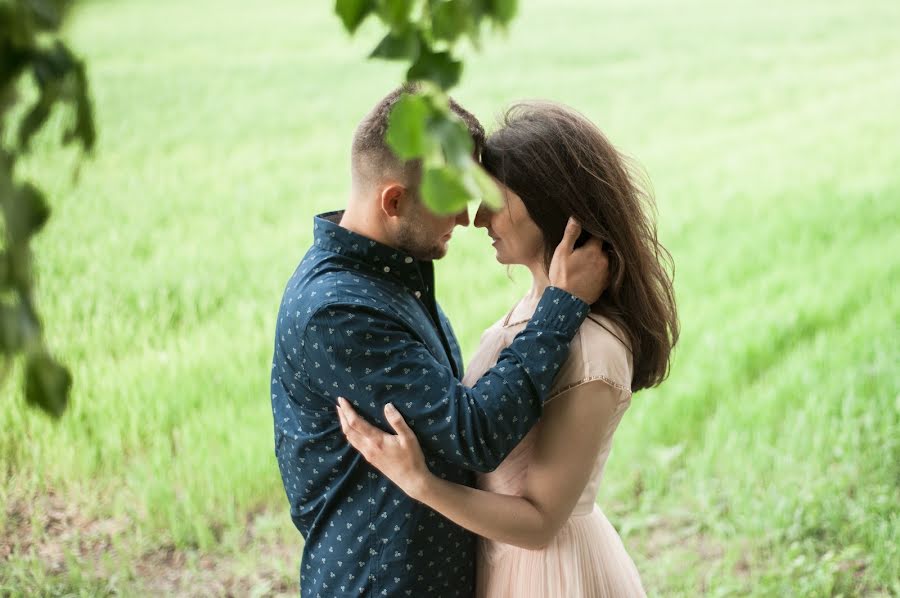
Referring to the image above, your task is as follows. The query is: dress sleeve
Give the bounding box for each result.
[545,317,634,403]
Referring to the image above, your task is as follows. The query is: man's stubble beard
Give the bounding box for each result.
[394,218,448,262]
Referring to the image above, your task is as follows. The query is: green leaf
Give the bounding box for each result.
[17,97,52,152]
[470,162,504,209]
[18,43,78,151]
[421,164,471,214]
[432,0,469,42]
[386,93,430,160]
[406,50,462,90]
[27,0,65,31]
[0,252,9,292]
[33,41,75,89]
[429,115,473,168]
[469,0,490,19]
[0,46,31,88]
[0,304,26,354]
[487,0,517,24]
[61,55,96,151]
[377,0,414,29]
[335,0,375,33]
[4,183,50,242]
[6,245,33,291]
[25,351,71,418]
[369,27,420,60]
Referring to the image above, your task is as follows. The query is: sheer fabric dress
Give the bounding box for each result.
[463,300,646,598]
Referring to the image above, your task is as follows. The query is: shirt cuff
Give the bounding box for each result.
[524,287,589,337]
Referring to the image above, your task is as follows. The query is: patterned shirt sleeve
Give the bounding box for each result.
[298,287,587,472]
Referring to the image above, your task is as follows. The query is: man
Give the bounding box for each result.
[271,85,607,597]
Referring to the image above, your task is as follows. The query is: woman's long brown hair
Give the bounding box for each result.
[481,102,679,392]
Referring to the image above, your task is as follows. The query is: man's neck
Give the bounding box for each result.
[339,205,396,250]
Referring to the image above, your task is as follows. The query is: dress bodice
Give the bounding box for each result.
[462,299,633,518]
[465,297,647,597]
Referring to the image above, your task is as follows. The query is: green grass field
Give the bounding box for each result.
[2,0,899,595]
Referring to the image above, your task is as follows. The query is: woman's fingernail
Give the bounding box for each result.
[385,403,397,413]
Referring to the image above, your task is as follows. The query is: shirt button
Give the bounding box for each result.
[383,266,391,272]
[404,257,413,264]
[414,291,422,298]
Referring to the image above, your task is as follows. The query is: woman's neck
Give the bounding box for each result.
[514,260,550,317]
[526,257,550,296]
[507,260,549,323]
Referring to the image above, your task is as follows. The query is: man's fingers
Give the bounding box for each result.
[558,217,582,254]
[578,237,605,260]
[591,240,610,277]
[579,236,603,252]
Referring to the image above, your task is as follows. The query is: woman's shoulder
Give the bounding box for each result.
[548,314,634,400]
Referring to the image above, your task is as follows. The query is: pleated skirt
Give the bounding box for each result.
[476,505,646,598]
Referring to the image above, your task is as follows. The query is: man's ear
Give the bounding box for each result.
[379,183,407,218]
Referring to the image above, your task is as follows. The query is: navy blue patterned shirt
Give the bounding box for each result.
[271,211,589,597]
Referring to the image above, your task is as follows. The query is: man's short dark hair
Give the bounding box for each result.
[351,83,485,194]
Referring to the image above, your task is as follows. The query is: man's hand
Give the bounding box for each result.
[548,218,609,304]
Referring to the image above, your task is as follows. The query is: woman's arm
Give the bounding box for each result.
[337,379,627,550]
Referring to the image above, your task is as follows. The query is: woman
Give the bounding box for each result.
[337,102,679,597]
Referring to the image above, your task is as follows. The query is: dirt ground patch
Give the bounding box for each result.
[1,492,299,597]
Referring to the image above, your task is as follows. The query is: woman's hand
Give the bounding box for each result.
[336,397,432,501]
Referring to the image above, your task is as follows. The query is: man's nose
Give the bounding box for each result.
[455,207,470,227]
[473,202,490,228]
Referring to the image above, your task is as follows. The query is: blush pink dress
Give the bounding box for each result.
[462,300,647,598]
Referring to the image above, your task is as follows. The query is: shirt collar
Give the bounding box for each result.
[313,210,432,294]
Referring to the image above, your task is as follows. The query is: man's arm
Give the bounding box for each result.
[299,287,586,472]
[337,379,628,550]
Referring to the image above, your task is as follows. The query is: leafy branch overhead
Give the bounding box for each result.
[1,0,96,417]
[335,0,515,214]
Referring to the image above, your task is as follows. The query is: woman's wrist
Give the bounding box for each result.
[407,470,435,503]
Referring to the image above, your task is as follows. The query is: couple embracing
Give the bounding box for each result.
[271,85,678,597]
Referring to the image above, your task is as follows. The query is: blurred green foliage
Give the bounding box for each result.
[0,0,94,417]
[336,0,508,213]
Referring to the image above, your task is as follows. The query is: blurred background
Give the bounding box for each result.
[1,0,898,595]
